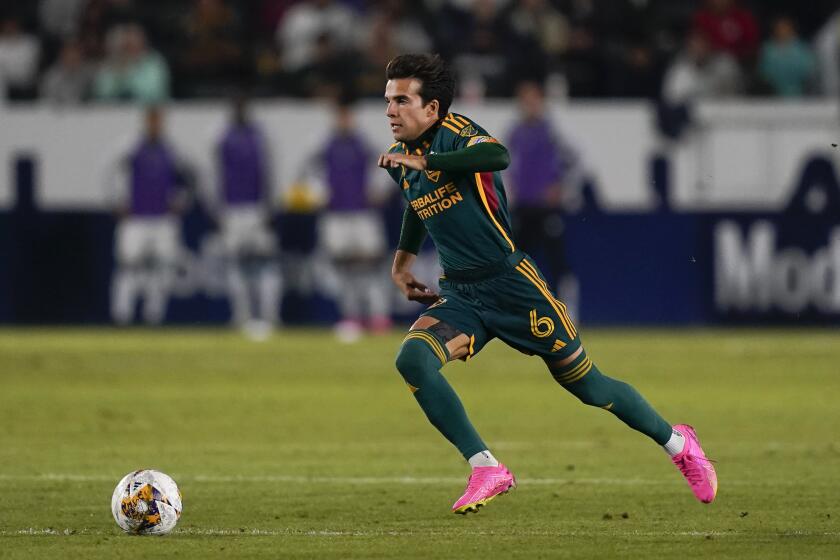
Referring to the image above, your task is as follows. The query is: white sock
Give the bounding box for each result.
[468,450,499,468]
[662,429,686,457]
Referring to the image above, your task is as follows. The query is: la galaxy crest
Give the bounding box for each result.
[459,124,478,137]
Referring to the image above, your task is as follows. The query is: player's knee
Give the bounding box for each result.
[394,343,418,380]
[395,334,446,386]
[550,357,612,408]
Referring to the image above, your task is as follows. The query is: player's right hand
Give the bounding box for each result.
[392,271,439,305]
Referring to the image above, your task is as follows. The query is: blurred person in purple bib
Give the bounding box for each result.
[312,98,392,341]
[107,106,190,325]
[216,96,281,338]
[506,81,580,320]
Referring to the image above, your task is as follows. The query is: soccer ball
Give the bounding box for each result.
[111,470,182,535]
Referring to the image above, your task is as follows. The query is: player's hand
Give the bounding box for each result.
[378,153,427,171]
[392,270,439,305]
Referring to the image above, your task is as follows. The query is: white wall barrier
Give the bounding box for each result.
[3,99,837,212]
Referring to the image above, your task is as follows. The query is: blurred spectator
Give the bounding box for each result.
[759,17,816,97]
[605,39,662,99]
[294,31,360,98]
[692,0,759,62]
[356,0,431,56]
[93,23,169,103]
[507,0,570,84]
[312,100,391,341]
[450,0,512,99]
[354,0,431,97]
[0,15,41,100]
[662,31,741,105]
[257,0,297,36]
[506,81,580,319]
[814,9,840,96]
[276,0,355,73]
[39,0,87,40]
[216,96,281,337]
[108,107,190,325]
[78,0,140,60]
[178,0,246,97]
[557,0,604,97]
[39,39,95,105]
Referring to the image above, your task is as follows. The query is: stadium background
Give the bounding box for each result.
[1,2,840,558]
[2,0,839,327]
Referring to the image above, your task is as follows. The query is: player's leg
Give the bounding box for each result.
[395,305,515,514]
[321,213,366,339]
[395,315,485,459]
[143,219,176,325]
[224,210,256,327]
[111,220,143,325]
[357,212,391,332]
[252,219,281,327]
[226,257,251,325]
[546,349,717,503]
[364,266,392,332]
[491,257,716,502]
[257,258,281,326]
[546,347,673,444]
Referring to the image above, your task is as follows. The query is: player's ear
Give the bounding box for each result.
[426,99,439,119]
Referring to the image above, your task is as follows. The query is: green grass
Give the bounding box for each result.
[0,328,838,559]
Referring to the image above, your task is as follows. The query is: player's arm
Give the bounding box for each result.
[391,207,438,305]
[378,141,509,173]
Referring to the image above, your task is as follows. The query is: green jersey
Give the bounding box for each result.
[385,113,516,272]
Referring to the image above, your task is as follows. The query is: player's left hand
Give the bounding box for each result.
[378,153,427,171]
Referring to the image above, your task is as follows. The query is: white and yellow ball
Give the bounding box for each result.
[111,470,182,535]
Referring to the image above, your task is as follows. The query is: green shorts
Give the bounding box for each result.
[423,251,581,361]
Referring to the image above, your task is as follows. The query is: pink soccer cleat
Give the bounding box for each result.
[671,424,718,503]
[451,464,516,514]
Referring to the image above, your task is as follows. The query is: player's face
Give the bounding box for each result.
[384,78,439,142]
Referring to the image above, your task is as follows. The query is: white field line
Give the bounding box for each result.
[0,473,809,487]
[0,473,803,487]
[2,527,839,538]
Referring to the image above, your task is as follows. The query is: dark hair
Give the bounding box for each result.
[385,54,454,118]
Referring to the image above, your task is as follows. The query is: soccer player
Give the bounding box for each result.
[216,96,281,338]
[378,54,717,514]
[506,80,580,320]
[313,98,392,342]
[109,106,189,325]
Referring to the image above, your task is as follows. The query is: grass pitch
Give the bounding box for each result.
[0,327,838,559]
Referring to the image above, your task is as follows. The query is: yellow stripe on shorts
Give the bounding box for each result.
[519,260,577,338]
[515,264,575,339]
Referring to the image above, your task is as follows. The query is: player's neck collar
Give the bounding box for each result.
[406,120,440,151]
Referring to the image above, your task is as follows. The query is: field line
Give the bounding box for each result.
[0,473,780,487]
[3,527,839,538]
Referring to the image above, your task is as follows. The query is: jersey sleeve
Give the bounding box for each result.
[437,113,503,153]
